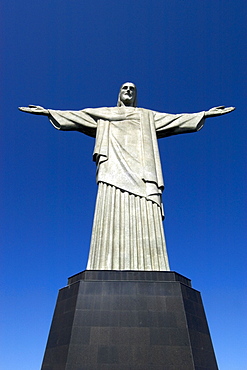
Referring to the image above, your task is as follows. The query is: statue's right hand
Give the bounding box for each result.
[18,105,49,115]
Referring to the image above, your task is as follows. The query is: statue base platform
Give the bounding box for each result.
[41,270,218,370]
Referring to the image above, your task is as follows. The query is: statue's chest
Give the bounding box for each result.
[109,118,141,151]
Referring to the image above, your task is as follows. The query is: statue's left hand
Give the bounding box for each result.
[18,105,49,116]
[204,106,235,118]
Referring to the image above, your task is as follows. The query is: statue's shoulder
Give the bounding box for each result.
[83,107,116,114]
[137,107,157,115]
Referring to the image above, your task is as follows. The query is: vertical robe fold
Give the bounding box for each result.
[48,106,205,271]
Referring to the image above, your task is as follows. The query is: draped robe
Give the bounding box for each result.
[48,106,205,271]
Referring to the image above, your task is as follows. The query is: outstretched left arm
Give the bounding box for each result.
[204,106,235,118]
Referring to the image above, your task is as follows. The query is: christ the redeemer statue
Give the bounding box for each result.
[19,83,234,271]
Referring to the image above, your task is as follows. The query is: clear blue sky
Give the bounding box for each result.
[1,1,246,369]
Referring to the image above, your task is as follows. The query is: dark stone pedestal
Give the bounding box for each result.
[41,271,218,370]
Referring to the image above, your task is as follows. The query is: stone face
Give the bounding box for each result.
[41,271,218,370]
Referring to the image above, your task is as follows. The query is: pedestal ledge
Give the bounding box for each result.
[68,270,192,287]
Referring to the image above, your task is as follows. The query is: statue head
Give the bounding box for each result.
[117,82,137,107]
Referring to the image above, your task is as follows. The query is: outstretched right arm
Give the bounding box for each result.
[19,105,97,138]
[18,105,49,115]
